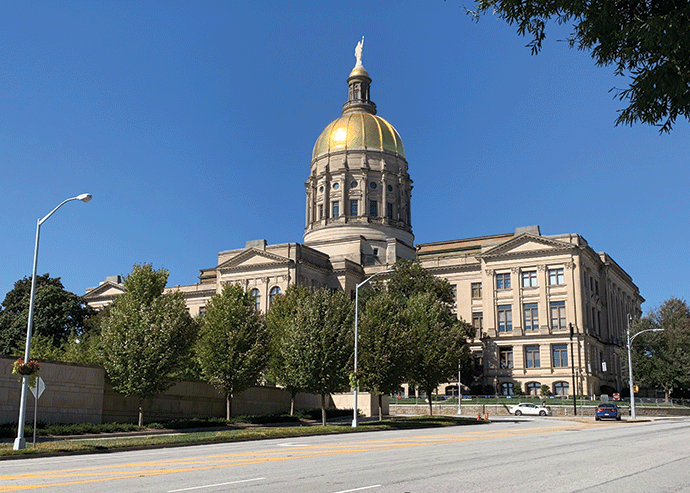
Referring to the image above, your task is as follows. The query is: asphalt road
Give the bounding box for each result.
[1,417,689,492]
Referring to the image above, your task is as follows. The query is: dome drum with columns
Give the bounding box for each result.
[304,44,414,267]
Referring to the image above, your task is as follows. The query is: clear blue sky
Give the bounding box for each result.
[1,1,688,312]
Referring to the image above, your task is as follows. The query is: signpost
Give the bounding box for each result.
[29,377,45,448]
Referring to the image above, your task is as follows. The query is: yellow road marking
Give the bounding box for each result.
[0,421,595,491]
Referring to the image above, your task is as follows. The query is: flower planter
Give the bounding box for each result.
[17,365,34,375]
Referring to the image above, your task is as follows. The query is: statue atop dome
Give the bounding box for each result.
[354,36,364,69]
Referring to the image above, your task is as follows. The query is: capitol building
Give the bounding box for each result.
[85,43,643,399]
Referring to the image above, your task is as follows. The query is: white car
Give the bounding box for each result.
[509,402,551,416]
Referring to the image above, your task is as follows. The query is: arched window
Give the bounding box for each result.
[526,382,541,395]
[269,286,281,307]
[554,381,569,395]
[251,289,261,311]
[500,382,514,396]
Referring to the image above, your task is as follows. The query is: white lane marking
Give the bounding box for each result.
[167,477,265,492]
[332,485,382,493]
[278,442,311,447]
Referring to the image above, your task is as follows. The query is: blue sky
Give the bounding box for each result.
[1,1,688,312]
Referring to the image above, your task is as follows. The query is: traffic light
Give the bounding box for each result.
[633,385,639,393]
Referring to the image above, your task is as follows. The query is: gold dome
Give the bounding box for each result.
[312,112,405,160]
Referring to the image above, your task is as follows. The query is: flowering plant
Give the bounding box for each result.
[11,358,40,387]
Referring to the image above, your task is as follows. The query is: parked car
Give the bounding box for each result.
[595,402,621,421]
[509,403,551,416]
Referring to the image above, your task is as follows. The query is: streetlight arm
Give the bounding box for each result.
[39,194,92,226]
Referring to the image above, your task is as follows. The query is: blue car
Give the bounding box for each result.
[595,402,621,420]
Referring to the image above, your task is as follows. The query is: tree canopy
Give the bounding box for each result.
[99,264,197,425]
[196,283,269,419]
[469,0,690,132]
[630,297,690,401]
[265,285,311,414]
[0,274,94,356]
[281,288,354,425]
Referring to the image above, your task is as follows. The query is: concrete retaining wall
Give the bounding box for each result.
[1,357,383,424]
[390,403,690,418]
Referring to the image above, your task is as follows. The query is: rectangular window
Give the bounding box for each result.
[523,303,539,331]
[471,282,482,298]
[552,344,568,367]
[498,305,512,332]
[550,301,566,329]
[350,200,358,217]
[496,273,511,289]
[521,270,537,287]
[450,284,457,301]
[525,345,541,368]
[386,202,393,220]
[499,347,513,369]
[549,268,565,285]
[369,200,378,217]
[318,203,324,220]
[332,201,339,218]
[472,312,483,329]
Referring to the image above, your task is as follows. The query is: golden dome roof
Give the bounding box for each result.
[312,112,405,160]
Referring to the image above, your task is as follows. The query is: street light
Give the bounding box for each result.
[13,193,92,450]
[569,323,577,416]
[352,268,393,428]
[626,314,662,421]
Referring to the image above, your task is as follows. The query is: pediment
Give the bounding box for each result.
[83,281,124,300]
[217,248,291,272]
[481,234,576,259]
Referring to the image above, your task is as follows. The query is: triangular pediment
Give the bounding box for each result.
[481,234,576,259]
[83,281,124,300]
[217,248,291,271]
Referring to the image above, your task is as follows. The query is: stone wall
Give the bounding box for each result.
[1,357,381,424]
[389,403,690,418]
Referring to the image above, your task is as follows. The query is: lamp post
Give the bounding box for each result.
[352,268,393,428]
[569,323,577,416]
[13,193,92,450]
[626,314,662,421]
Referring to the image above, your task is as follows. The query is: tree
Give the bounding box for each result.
[468,0,690,132]
[405,291,474,416]
[630,297,690,402]
[358,292,409,420]
[99,264,197,426]
[196,283,269,420]
[265,285,311,415]
[0,274,94,356]
[281,289,354,425]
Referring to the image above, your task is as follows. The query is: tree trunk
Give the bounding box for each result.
[290,390,296,416]
[665,387,671,404]
[226,393,232,421]
[378,394,383,421]
[321,393,326,426]
[427,393,434,416]
[138,399,144,427]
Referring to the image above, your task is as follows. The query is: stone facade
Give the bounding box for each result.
[84,47,642,401]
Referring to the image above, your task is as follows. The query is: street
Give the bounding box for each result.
[1,417,689,492]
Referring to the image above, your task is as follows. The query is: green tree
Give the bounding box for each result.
[196,284,269,419]
[0,274,94,356]
[468,0,690,132]
[358,292,409,420]
[265,285,310,415]
[630,297,690,402]
[99,264,197,425]
[405,291,473,416]
[282,289,354,425]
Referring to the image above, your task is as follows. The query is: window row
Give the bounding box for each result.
[484,301,566,332]
[499,381,570,396]
[250,286,282,311]
[469,268,566,295]
[318,181,396,192]
[498,344,569,369]
[317,200,396,220]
